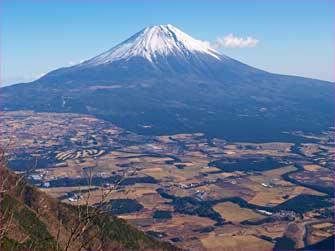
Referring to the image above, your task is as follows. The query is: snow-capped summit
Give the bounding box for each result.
[80,24,222,66]
[38,24,266,84]
[3,24,332,144]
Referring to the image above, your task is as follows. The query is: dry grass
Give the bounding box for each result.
[312,222,333,229]
[292,186,325,196]
[213,202,265,223]
[248,191,286,206]
[201,232,273,250]
[263,165,297,177]
[312,231,333,238]
[320,177,333,181]
[137,192,170,209]
[303,165,322,172]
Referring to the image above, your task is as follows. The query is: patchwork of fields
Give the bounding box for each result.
[1,111,334,250]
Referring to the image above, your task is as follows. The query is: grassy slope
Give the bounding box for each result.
[0,168,177,250]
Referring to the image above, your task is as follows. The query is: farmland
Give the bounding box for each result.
[1,111,333,250]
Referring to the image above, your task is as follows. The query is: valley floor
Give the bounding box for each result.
[1,111,334,250]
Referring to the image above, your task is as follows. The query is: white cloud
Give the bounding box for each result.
[213,33,259,49]
[35,72,46,79]
[68,59,85,66]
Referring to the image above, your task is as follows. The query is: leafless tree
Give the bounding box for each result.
[0,142,136,250]
[58,162,136,251]
[0,144,38,250]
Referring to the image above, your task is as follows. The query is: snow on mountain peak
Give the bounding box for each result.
[81,24,222,66]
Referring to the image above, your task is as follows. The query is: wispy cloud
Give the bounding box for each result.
[35,72,46,79]
[213,33,259,49]
[68,59,85,66]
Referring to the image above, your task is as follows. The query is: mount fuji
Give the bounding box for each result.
[2,25,333,142]
[35,24,265,84]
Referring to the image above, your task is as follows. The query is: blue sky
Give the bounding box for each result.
[1,0,334,85]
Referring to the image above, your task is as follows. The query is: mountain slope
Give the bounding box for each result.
[33,24,265,84]
[81,24,222,65]
[0,168,177,250]
[1,25,333,142]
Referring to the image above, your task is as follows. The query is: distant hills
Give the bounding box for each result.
[1,24,333,142]
[0,168,177,250]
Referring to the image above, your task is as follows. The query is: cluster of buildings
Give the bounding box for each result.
[176,178,218,190]
[67,192,84,202]
[29,171,51,188]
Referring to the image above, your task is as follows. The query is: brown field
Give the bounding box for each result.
[213,202,265,223]
[248,184,325,207]
[263,165,297,177]
[41,186,96,199]
[303,165,322,172]
[312,222,333,229]
[2,111,334,251]
[248,191,284,206]
[201,232,273,250]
